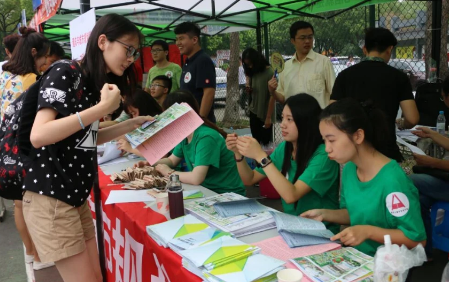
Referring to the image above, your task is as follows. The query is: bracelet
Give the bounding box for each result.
[234,154,245,162]
[76,112,85,129]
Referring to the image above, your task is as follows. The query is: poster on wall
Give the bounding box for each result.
[70,8,96,60]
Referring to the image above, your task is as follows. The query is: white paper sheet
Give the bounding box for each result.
[396,135,426,155]
[99,157,130,166]
[105,189,155,205]
[98,142,122,164]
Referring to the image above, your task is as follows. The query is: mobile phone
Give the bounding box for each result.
[141,119,157,129]
[274,69,278,80]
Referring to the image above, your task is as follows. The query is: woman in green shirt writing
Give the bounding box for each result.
[302,98,426,256]
[136,90,246,195]
[226,94,340,233]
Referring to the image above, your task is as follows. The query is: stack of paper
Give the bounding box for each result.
[270,211,336,248]
[290,247,374,282]
[184,193,276,237]
[168,227,233,256]
[203,254,285,282]
[213,198,268,217]
[180,236,261,279]
[146,214,209,247]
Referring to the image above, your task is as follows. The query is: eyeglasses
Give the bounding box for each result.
[115,39,140,61]
[151,49,165,54]
[150,83,165,88]
[296,35,314,41]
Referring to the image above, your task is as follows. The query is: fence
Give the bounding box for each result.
[211,1,447,145]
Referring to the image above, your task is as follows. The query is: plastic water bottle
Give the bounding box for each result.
[442,262,449,282]
[437,111,446,135]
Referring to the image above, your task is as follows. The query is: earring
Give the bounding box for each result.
[441,97,444,102]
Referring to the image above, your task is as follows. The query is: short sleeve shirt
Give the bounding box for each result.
[341,160,426,256]
[172,125,245,195]
[145,63,182,93]
[276,50,335,109]
[0,71,37,121]
[255,142,340,233]
[180,50,216,122]
[23,61,100,207]
[330,59,414,162]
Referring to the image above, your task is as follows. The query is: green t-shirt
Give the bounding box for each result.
[145,63,182,93]
[341,160,426,256]
[255,142,340,233]
[172,125,245,195]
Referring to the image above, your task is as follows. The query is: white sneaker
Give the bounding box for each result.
[25,262,35,282]
[33,260,55,270]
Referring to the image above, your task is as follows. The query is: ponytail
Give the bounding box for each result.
[320,98,389,154]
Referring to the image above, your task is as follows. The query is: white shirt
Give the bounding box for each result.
[276,50,335,108]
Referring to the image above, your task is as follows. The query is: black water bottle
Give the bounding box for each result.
[167,174,184,219]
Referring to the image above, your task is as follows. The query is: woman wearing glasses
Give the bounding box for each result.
[22,14,152,282]
[144,40,181,94]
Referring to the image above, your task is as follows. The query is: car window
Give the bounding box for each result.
[215,68,227,77]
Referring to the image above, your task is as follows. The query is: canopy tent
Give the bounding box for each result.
[35,0,396,45]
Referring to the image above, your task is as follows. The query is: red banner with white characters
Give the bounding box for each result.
[88,168,202,282]
[29,0,62,31]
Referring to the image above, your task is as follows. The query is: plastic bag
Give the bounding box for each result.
[373,235,427,282]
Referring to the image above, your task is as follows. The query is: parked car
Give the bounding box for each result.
[215,67,227,101]
[388,59,426,90]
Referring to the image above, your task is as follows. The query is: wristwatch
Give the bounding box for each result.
[257,156,272,168]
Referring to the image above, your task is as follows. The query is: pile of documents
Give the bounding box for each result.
[179,235,284,282]
[270,212,336,248]
[146,214,285,282]
[184,193,276,237]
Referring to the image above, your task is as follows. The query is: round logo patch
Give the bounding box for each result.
[386,192,410,217]
[165,71,173,78]
[184,72,191,83]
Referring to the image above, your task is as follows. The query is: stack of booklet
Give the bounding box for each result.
[184,193,276,237]
[270,211,336,248]
[180,236,285,282]
[290,247,374,282]
[146,214,210,248]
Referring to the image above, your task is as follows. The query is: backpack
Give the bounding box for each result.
[0,61,75,200]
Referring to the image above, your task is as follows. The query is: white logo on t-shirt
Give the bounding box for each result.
[165,71,173,79]
[184,72,191,83]
[42,88,66,103]
[386,192,410,217]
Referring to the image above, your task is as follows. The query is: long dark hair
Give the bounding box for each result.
[241,48,269,77]
[281,94,323,181]
[162,89,227,138]
[80,14,142,96]
[3,27,49,75]
[320,98,389,154]
[124,89,162,117]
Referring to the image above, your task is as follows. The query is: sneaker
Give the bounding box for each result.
[33,261,55,270]
[25,262,35,282]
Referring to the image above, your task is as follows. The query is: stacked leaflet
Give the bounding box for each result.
[146,214,209,247]
[203,254,285,282]
[270,211,336,248]
[168,227,233,256]
[184,193,276,237]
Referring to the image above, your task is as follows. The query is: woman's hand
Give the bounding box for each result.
[264,117,272,129]
[128,116,154,131]
[412,127,437,139]
[155,164,173,176]
[236,136,265,160]
[331,226,372,247]
[413,153,437,167]
[116,139,132,153]
[226,133,240,155]
[134,161,149,168]
[300,209,325,222]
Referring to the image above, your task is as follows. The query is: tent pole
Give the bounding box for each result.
[80,1,107,282]
[256,10,262,54]
[263,24,269,60]
[431,0,442,78]
[369,5,375,28]
[80,0,91,14]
